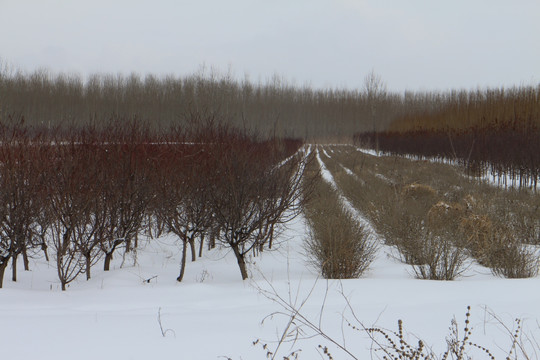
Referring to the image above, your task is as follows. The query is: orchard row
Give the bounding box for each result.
[0,119,306,289]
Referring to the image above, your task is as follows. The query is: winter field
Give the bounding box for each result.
[1,144,540,360]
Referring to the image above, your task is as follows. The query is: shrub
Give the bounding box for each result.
[409,231,469,281]
[379,186,468,280]
[304,174,376,279]
[460,214,495,266]
[401,183,438,202]
[487,228,539,279]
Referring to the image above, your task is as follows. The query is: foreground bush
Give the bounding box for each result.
[256,280,534,360]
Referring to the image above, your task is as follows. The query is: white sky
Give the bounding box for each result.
[1,0,539,92]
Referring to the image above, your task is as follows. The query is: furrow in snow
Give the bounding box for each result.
[314,148,378,240]
[321,148,332,159]
[339,163,365,186]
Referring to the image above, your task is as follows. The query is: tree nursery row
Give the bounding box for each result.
[0,118,306,289]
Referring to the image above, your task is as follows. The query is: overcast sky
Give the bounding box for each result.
[1,0,539,92]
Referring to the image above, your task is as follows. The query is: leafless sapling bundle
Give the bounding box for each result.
[303,174,376,279]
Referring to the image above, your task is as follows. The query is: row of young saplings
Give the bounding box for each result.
[353,85,540,190]
[0,119,307,290]
[264,149,538,359]
[354,125,540,190]
[320,146,540,280]
[302,150,376,279]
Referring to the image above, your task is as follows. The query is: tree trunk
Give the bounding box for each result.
[267,223,275,250]
[12,253,17,282]
[0,259,8,288]
[198,234,205,258]
[104,252,113,271]
[189,239,196,262]
[103,238,124,271]
[57,259,67,291]
[232,245,248,280]
[42,242,50,262]
[85,254,91,280]
[208,231,216,250]
[176,241,187,282]
[133,233,139,250]
[22,248,30,271]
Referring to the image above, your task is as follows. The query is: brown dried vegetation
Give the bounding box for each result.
[302,153,376,279]
[322,145,540,279]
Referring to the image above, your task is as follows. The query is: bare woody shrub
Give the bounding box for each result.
[502,197,540,246]
[366,184,435,265]
[383,203,426,265]
[485,227,539,279]
[304,171,376,279]
[370,183,468,280]
[459,210,539,278]
[305,203,375,279]
[398,199,469,280]
[409,231,469,281]
[459,214,494,266]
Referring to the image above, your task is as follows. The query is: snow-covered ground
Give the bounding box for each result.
[355,146,540,192]
[2,151,540,359]
[3,217,540,360]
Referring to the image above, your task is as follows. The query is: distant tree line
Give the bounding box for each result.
[2,62,538,142]
[0,65,424,141]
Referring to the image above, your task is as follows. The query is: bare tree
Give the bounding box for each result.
[99,121,155,271]
[363,69,387,153]
[154,143,216,282]
[209,134,307,280]
[46,140,96,290]
[0,123,48,287]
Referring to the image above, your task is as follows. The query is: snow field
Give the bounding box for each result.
[1,145,540,359]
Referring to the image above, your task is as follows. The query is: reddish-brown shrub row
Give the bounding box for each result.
[0,118,305,289]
